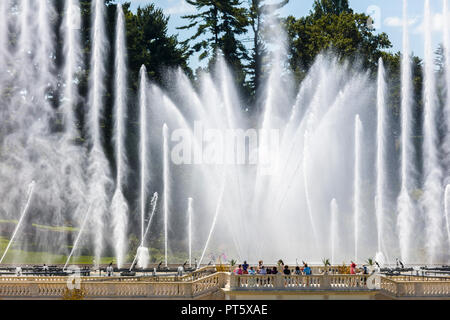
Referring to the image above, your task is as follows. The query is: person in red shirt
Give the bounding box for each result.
[234,265,243,275]
[350,262,357,274]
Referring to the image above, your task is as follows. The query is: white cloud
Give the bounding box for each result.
[384,16,418,28]
[413,13,444,35]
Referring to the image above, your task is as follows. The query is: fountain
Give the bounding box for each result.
[354,115,363,263]
[111,3,129,269]
[131,193,158,271]
[422,0,445,264]
[163,124,170,267]
[397,0,415,265]
[86,0,111,266]
[0,181,35,264]
[187,198,193,267]
[0,0,450,268]
[330,199,339,265]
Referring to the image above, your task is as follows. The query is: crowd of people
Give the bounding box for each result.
[233,260,313,276]
[233,260,370,276]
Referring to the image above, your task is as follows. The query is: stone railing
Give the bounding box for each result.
[230,274,371,291]
[0,265,219,283]
[381,276,450,298]
[0,272,229,299]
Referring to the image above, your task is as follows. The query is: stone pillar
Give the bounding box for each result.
[185,282,193,298]
[414,282,424,297]
[320,275,331,290]
[274,274,284,289]
[230,274,239,290]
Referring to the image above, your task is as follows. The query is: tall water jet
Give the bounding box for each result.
[61,0,82,138]
[423,0,444,263]
[86,0,111,265]
[397,0,415,264]
[0,0,7,61]
[139,65,148,246]
[445,185,450,248]
[132,193,158,270]
[110,3,129,268]
[187,197,193,267]
[163,123,170,267]
[443,0,450,183]
[36,0,55,102]
[198,181,226,268]
[64,204,92,270]
[330,199,338,265]
[303,131,318,246]
[0,181,35,264]
[375,59,387,260]
[354,115,363,262]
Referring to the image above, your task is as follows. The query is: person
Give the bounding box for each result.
[277,259,284,270]
[177,265,184,276]
[248,267,256,275]
[295,266,301,275]
[362,265,368,275]
[272,266,278,275]
[257,260,263,273]
[15,266,22,277]
[234,265,243,275]
[259,266,267,275]
[303,264,312,275]
[242,261,249,272]
[283,265,291,275]
[43,264,49,276]
[107,263,114,277]
[266,267,272,275]
[350,261,357,275]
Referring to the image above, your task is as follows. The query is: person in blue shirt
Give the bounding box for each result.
[303,264,312,275]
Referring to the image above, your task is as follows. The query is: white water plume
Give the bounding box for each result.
[354,115,363,263]
[86,0,112,264]
[422,0,444,263]
[397,0,415,264]
[110,3,129,269]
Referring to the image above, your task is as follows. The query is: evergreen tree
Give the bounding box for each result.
[179,0,249,88]
[246,0,288,102]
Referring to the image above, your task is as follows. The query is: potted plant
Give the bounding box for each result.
[366,258,375,274]
[322,258,331,274]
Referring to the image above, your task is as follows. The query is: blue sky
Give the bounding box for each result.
[121,0,448,68]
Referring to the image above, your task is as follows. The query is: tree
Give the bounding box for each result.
[123,3,192,88]
[179,0,249,87]
[246,0,288,101]
[285,0,392,81]
[311,0,351,19]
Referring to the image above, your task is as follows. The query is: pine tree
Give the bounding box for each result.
[179,0,249,88]
[246,0,288,101]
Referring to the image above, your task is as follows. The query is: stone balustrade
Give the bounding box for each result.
[381,276,450,298]
[0,272,229,299]
[230,274,371,291]
[1,270,450,299]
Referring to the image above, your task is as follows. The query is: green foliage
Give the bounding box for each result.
[285,0,392,81]
[124,3,192,87]
[179,0,249,88]
[322,258,331,267]
[246,0,288,104]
